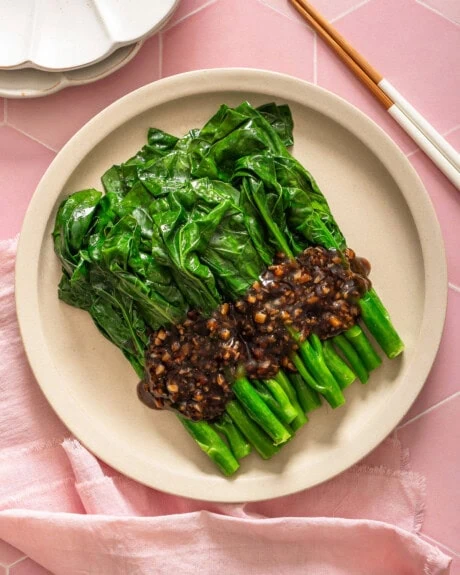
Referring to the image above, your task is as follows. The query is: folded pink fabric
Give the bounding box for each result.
[0,237,452,574]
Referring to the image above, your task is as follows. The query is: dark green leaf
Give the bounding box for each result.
[53,189,102,274]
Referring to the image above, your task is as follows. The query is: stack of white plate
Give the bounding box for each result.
[0,0,180,98]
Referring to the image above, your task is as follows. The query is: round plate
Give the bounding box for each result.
[16,69,447,502]
[0,42,142,99]
[0,0,178,71]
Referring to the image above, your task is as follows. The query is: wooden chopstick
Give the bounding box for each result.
[293,0,383,85]
[290,0,460,189]
[291,0,391,109]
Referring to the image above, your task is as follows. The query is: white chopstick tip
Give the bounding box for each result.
[389,106,460,190]
[380,79,460,173]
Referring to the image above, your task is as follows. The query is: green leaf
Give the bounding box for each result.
[53,189,102,274]
[257,102,294,147]
[153,198,231,314]
[273,156,346,250]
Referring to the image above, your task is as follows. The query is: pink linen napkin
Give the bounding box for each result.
[0,237,452,574]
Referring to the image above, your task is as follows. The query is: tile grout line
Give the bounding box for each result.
[258,0,298,23]
[442,124,460,138]
[330,0,372,23]
[158,32,163,79]
[397,391,460,430]
[7,556,27,569]
[415,0,459,27]
[7,123,57,152]
[421,533,460,557]
[405,148,420,158]
[449,282,460,294]
[165,0,220,31]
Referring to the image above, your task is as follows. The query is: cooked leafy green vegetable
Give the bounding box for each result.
[53,101,403,477]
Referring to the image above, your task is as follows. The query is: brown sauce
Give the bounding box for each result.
[140,247,371,421]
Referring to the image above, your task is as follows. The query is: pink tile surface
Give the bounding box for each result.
[10,558,53,575]
[167,0,216,27]
[261,0,369,21]
[0,540,25,567]
[401,289,460,424]
[7,35,160,151]
[421,0,460,24]
[0,100,4,123]
[451,558,460,575]
[0,126,55,239]
[0,0,458,567]
[398,396,460,551]
[409,129,460,287]
[446,127,460,150]
[162,0,314,80]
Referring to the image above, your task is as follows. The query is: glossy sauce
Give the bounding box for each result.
[141,247,371,421]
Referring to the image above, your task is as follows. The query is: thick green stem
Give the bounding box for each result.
[344,324,382,372]
[272,371,308,431]
[226,400,280,460]
[213,413,252,460]
[321,337,356,390]
[288,373,322,412]
[232,377,292,445]
[290,352,339,407]
[179,417,240,476]
[359,288,404,359]
[250,188,295,258]
[252,380,297,425]
[290,334,345,408]
[333,334,369,384]
[254,387,292,427]
[265,371,307,423]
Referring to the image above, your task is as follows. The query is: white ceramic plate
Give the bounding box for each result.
[16,69,447,502]
[0,0,178,71]
[0,42,142,99]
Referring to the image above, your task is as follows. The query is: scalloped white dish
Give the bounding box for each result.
[16,70,446,502]
[0,0,178,71]
[0,42,142,98]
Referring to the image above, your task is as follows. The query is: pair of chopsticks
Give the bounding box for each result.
[290,0,460,190]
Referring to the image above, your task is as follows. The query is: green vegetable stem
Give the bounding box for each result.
[270,371,308,431]
[344,325,382,372]
[288,373,322,413]
[332,334,369,384]
[226,400,280,460]
[232,377,292,446]
[179,417,240,476]
[213,413,252,460]
[359,288,404,359]
[251,379,298,426]
[320,337,356,390]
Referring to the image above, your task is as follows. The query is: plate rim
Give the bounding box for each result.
[0,42,143,99]
[15,68,447,502]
